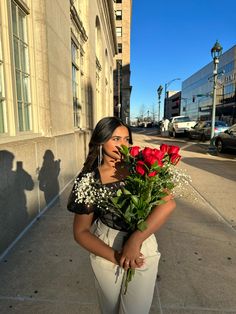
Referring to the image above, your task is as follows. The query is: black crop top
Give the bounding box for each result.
[67,168,130,231]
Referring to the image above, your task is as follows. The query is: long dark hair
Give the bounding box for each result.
[82,116,133,173]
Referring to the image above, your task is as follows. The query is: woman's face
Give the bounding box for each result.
[102,125,130,161]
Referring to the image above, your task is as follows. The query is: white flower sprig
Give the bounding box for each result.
[73,172,116,210]
[169,166,192,198]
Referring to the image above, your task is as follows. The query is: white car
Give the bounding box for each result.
[168,116,197,137]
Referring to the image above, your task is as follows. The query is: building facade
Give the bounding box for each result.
[0,0,117,256]
[164,91,181,119]
[113,0,132,124]
[181,45,236,125]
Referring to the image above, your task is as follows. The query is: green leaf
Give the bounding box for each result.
[137,220,147,231]
[117,189,122,197]
[120,144,129,155]
[122,187,132,195]
[131,195,139,206]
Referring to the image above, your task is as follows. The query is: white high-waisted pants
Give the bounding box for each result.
[90,220,161,314]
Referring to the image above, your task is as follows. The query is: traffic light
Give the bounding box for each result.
[192,96,196,102]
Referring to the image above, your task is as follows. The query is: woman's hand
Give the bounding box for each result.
[119,237,145,270]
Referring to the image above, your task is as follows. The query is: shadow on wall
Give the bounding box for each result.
[37,150,61,207]
[0,150,34,253]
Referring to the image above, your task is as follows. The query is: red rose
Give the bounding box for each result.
[142,147,153,160]
[168,145,180,154]
[136,160,146,176]
[148,171,157,177]
[152,149,165,160]
[144,155,157,166]
[170,153,181,165]
[160,144,169,154]
[129,146,140,157]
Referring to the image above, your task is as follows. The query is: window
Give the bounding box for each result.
[0,27,7,133]
[116,27,122,37]
[118,43,122,54]
[71,41,81,128]
[11,1,31,132]
[116,10,122,20]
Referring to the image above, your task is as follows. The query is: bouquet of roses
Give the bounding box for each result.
[111,144,181,231]
[110,143,181,292]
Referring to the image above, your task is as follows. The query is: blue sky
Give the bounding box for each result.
[130,0,236,120]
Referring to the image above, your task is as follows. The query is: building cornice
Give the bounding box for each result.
[70,0,88,42]
[98,0,117,56]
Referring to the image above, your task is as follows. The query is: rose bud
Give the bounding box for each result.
[129,146,140,157]
[160,144,169,154]
[168,145,180,154]
[148,171,157,177]
[136,160,146,176]
[170,153,181,165]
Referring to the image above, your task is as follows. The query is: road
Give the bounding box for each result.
[0,128,235,314]
[133,128,236,314]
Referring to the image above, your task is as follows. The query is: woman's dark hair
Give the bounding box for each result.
[82,116,133,173]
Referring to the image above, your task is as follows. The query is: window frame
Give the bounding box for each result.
[115,10,122,20]
[0,21,7,134]
[11,0,32,133]
[116,27,122,37]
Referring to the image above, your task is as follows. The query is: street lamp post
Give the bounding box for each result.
[117,103,121,119]
[157,85,163,122]
[164,78,181,118]
[208,40,223,154]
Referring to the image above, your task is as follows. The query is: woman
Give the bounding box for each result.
[67,116,176,314]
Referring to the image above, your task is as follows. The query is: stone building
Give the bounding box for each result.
[113,0,132,124]
[0,0,117,256]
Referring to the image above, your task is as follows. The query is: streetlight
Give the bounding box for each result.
[157,85,163,122]
[117,103,121,119]
[164,78,181,118]
[208,40,223,153]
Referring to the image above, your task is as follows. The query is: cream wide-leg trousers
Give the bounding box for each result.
[90,220,161,314]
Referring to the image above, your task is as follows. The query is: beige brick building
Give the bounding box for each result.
[0,0,117,256]
[113,0,132,124]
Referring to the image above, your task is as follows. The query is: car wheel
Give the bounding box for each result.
[173,130,177,138]
[216,139,224,153]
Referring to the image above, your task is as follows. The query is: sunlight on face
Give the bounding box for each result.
[102,126,130,160]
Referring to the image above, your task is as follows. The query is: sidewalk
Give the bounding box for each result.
[1,134,236,313]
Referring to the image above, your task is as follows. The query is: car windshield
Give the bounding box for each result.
[215,121,228,127]
[204,121,228,127]
[174,117,191,122]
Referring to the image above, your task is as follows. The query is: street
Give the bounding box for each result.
[133,128,236,313]
[0,128,236,314]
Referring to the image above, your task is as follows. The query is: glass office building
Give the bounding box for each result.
[181,45,236,125]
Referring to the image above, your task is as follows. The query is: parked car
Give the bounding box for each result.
[168,116,197,137]
[189,120,229,141]
[215,124,236,153]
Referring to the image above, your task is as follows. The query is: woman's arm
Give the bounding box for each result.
[120,194,176,269]
[73,213,119,265]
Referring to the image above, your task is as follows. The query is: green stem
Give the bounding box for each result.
[124,268,135,294]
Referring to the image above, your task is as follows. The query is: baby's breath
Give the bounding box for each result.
[169,166,192,198]
[73,172,116,210]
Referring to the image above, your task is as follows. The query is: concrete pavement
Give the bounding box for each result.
[0,130,236,314]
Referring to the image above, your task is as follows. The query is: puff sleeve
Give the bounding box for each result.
[67,172,96,215]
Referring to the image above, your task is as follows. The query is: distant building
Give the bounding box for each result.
[113,0,132,124]
[181,45,236,125]
[0,0,117,256]
[164,91,181,119]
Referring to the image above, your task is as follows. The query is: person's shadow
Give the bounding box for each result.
[38,150,61,207]
[0,150,34,252]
